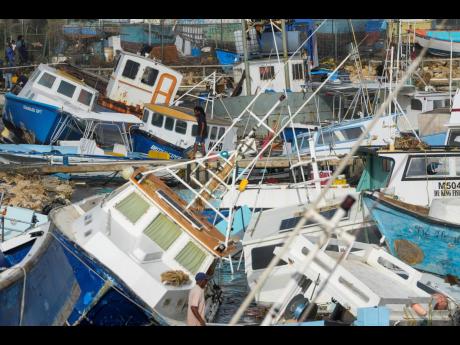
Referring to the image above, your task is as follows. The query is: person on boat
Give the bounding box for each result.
[193,106,208,157]
[187,272,209,326]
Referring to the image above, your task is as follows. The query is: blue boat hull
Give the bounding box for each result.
[0,232,80,325]
[3,93,82,144]
[51,227,165,326]
[363,193,460,278]
[131,129,186,159]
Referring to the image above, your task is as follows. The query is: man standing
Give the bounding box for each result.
[187,272,209,326]
[4,42,15,91]
[193,106,207,157]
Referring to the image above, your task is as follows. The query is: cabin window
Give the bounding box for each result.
[77,89,93,106]
[259,66,275,80]
[143,214,182,251]
[210,126,217,140]
[57,80,77,99]
[251,245,287,270]
[115,192,150,224]
[405,156,450,179]
[175,120,187,134]
[218,127,225,139]
[191,124,198,137]
[341,127,364,141]
[292,63,304,80]
[447,130,460,146]
[122,59,140,80]
[433,100,444,109]
[151,113,164,127]
[175,241,207,274]
[142,109,150,123]
[164,117,175,131]
[411,99,423,111]
[317,131,335,146]
[141,67,159,86]
[37,72,56,89]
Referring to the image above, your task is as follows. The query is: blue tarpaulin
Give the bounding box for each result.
[215,49,239,65]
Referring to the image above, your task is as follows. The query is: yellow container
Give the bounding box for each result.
[333,178,347,185]
[239,178,249,192]
[148,150,170,160]
[11,75,18,84]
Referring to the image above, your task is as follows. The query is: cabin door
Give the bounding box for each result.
[151,74,178,105]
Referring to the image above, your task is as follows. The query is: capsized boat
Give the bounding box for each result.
[48,167,238,325]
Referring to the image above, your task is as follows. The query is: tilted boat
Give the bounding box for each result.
[47,167,238,325]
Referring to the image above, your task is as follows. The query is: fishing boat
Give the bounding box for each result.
[357,143,460,277]
[414,29,460,56]
[263,232,460,326]
[292,113,402,158]
[2,64,144,146]
[47,167,238,325]
[0,223,80,325]
[242,194,374,305]
[131,104,237,159]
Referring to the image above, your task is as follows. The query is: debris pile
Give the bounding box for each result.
[393,135,429,150]
[343,64,377,82]
[416,60,460,88]
[0,173,73,212]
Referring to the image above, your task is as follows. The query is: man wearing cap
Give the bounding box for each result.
[187,272,209,326]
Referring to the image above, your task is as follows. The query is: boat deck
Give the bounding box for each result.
[132,169,236,257]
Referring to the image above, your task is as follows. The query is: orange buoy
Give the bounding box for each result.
[411,303,427,316]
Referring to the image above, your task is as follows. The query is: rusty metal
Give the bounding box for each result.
[394,239,424,265]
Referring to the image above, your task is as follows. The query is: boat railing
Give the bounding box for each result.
[0,215,43,243]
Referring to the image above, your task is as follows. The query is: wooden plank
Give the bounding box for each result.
[0,155,353,175]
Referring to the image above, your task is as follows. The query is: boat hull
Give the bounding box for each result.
[50,227,163,326]
[415,32,460,56]
[0,227,80,325]
[131,129,185,159]
[3,93,81,144]
[363,193,460,278]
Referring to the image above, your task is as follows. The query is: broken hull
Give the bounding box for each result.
[363,193,460,278]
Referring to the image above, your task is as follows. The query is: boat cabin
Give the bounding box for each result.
[49,168,236,324]
[140,104,237,152]
[357,147,460,206]
[19,64,98,112]
[106,51,183,107]
[294,114,400,157]
[233,57,308,96]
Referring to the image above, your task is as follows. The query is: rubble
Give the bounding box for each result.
[0,173,74,212]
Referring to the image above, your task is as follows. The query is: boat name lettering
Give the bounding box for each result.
[414,226,460,244]
[23,105,43,114]
[208,141,223,151]
[434,182,460,197]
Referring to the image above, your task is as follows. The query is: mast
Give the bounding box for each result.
[281,19,291,91]
[241,19,252,96]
